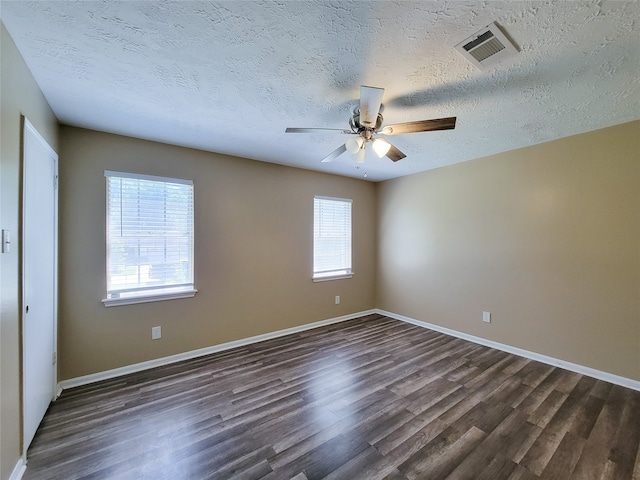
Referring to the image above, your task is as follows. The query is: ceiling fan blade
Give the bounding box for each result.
[360,86,385,127]
[380,117,456,135]
[286,127,352,134]
[320,144,347,163]
[386,144,406,162]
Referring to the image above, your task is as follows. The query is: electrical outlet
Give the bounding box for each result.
[152,326,162,339]
[335,295,340,305]
[482,311,491,323]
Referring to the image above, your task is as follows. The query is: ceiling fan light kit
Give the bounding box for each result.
[346,136,364,154]
[372,138,391,158]
[286,85,457,165]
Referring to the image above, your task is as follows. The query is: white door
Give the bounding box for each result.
[22,118,58,451]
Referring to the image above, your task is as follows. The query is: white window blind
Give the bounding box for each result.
[104,171,195,303]
[313,196,352,279]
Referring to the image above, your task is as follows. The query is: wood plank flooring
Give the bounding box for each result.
[24,314,640,479]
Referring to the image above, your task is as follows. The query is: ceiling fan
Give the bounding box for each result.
[286,86,456,163]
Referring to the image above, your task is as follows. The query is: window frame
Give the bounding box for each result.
[102,170,197,307]
[313,195,354,282]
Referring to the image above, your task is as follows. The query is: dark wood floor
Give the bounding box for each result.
[25,314,640,479]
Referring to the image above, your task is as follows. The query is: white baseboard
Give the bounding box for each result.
[9,456,26,480]
[58,309,377,391]
[377,309,640,392]
[58,308,639,393]
[55,383,63,399]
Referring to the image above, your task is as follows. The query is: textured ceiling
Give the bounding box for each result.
[2,1,639,181]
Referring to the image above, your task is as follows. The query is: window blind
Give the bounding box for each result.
[313,196,352,278]
[105,171,194,299]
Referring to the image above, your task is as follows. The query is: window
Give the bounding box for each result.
[313,196,353,281]
[102,171,196,306]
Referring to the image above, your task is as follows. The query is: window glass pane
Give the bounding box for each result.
[314,196,352,277]
[105,171,194,298]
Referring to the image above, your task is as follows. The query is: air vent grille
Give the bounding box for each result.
[455,22,518,70]
[466,34,505,62]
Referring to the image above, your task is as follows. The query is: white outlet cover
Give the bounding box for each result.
[152,326,162,339]
[482,312,491,323]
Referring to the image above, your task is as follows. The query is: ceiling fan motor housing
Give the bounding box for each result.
[350,111,384,139]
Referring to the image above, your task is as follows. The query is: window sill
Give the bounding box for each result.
[102,289,198,307]
[312,273,354,282]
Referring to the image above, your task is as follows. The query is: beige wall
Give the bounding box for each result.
[377,121,640,381]
[58,127,377,380]
[0,22,59,480]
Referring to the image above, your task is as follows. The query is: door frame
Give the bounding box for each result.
[21,116,59,454]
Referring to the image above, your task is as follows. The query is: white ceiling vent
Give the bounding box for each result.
[455,22,518,70]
